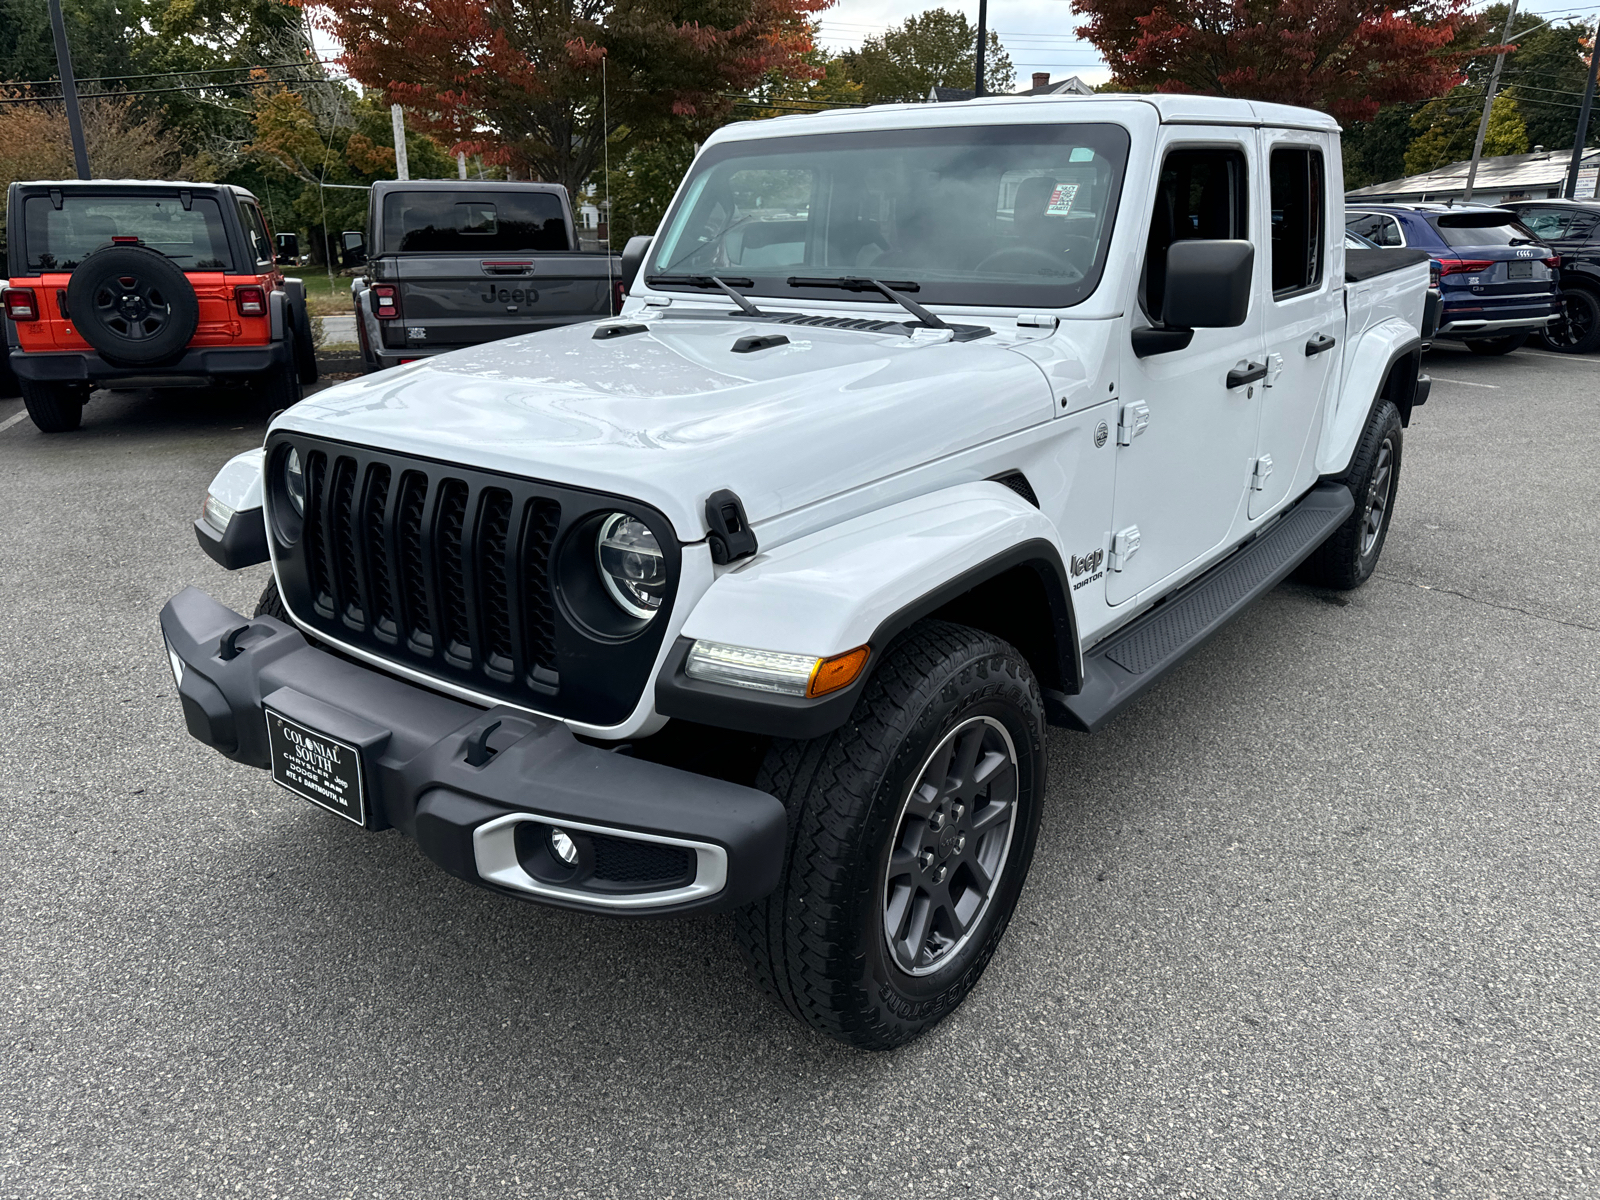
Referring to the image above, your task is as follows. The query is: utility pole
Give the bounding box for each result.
[1463,0,1518,203]
[1566,15,1600,198]
[974,0,988,96]
[391,103,410,181]
[457,151,467,179]
[46,0,89,179]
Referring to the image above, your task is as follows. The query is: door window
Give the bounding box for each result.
[1141,147,1249,324]
[1269,147,1325,297]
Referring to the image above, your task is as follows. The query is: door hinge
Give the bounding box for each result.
[1110,526,1141,571]
[1117,401,1150,446]
[1264,353,1284,388]
[1251,455,1274,491]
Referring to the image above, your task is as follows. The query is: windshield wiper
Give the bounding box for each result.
[645,273,767,317]
[786,276,949,331]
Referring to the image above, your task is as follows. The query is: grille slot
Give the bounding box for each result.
[521,499,561,686]
[434,479,472,665]
[590,835,694,886]
[477,488,515,678]
[303,451,332,614]
[395,471,432,650]
[363,464,397,639]
[329,456,364,626]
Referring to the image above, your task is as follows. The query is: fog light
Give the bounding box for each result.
[550,827,578,865]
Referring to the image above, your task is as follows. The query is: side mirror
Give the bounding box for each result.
[340,230,368,267]
[620,235,652,293]
[1162,239,1253,329]
[274,232,299,265]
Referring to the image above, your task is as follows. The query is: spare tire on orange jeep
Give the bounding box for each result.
[65,244,200,368]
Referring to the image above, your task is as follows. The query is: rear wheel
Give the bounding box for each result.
[18,377,87,433]
[1464,332,1527,356]
[254,327,303,416]
[291,302,319,384]
[1539,288,1600,354]
[1298,399,1402,591]
[734,621,1046,1050]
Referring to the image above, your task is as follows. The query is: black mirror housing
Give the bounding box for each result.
[274,232,300,265]
[620,235,652,293]
[1162,240,1254,329]
[340,230,368,268]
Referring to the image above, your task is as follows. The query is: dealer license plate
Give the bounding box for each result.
[265,708,367,826]
[1508,260,1534,279]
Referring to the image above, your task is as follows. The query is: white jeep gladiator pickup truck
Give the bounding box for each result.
[163,93,1433,1050]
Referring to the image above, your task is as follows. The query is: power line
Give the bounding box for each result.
[4,57,342,89]
[0,75,355,104]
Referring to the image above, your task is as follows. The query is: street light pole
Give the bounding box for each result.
[975,0,988,96]
[1462,0,1517,204]
[46,0,90,179]
[1565,14,1600,198]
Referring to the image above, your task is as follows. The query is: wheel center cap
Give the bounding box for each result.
[937,827,961,859]
[120,295,147,319]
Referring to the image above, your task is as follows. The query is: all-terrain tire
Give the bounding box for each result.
[1298,399,1403,591]
[733,620,1047,1051]
[1465,332,1527,356]
[19,376,86,433]
[65,243,199,367]
[254,577,290,622]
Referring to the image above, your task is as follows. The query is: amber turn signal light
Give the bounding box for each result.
[807,646,870,698]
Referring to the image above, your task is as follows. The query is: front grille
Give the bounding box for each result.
[268,435,679,725]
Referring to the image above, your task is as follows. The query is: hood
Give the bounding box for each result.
[277,313,1058,539]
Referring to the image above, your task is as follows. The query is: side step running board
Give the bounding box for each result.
[1055,482,1355,734]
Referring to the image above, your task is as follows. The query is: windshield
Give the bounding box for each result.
[647,123,1131,308]
[21,194,232,272]
[383,191,571,253]
[1430,214,1541,250]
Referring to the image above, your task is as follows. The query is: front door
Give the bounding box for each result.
[1250,133,1341,519]
[1109,135,1265,606]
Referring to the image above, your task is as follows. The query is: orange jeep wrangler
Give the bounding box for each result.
[2,180,317,432]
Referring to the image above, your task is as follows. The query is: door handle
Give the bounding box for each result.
[1227,361,1268,388]
[1305,333,1337,357]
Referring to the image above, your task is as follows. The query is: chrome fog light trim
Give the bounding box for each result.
[472,813,727,909]
[164,636,185,688]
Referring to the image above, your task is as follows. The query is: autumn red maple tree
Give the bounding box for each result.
[1072,0,1480,122]
[312,0,830,195]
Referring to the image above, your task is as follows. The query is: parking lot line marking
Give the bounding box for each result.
[1519,349,1600,366]
[1428,376,1499,388]
[0,410,28,434]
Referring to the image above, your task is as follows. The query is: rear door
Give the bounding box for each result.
[1110,134,1265,607]
[378,189,611,351]
[1251,133,1340,520]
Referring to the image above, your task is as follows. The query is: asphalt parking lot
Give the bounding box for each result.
[1,344,1596,1199]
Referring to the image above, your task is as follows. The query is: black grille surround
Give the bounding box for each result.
[264,432,682,726]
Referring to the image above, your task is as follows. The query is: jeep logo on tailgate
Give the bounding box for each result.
[483,286,540,304]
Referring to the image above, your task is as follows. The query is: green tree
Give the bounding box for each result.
[1404,85,1528,175]
[1341,103,1416,188]
[843,9,1014,103]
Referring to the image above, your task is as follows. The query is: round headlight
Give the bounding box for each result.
[284,447,305,517]
[595,513,665,620]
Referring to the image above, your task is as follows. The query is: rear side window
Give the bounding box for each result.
[238,200,273,265]
[1269,147,1325,297]
[1347,212,1404,247]
[1142,147,1249,323]
[1516,207,1600,241]
[383,191,570,253]
[20,194,232,272]
[1430,213,1540,249]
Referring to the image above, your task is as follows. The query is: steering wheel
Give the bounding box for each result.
[975,245,1082,281]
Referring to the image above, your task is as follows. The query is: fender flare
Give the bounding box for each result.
[1318,319,1421,478]
[655,482,1080,739]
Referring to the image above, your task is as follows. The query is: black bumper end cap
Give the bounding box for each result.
[194,508,270,570]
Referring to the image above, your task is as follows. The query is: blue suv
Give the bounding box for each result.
[1345,203,1559,355]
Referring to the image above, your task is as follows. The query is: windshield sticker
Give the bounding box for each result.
[1070,147,1095,162]
[1047,184,1079,215]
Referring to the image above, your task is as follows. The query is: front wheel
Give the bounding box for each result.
[19,377,87,433]
[1465,332,1527,356]
[1298,399,1403,591]
[1540,288,1600,354]
[734,621,1047,1051]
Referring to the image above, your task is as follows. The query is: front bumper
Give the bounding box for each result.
[11,341,289,384]
[159,587,787,916]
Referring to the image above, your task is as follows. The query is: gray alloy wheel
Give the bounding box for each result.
[882,715,1019,976]
[1359,437,1394,558]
